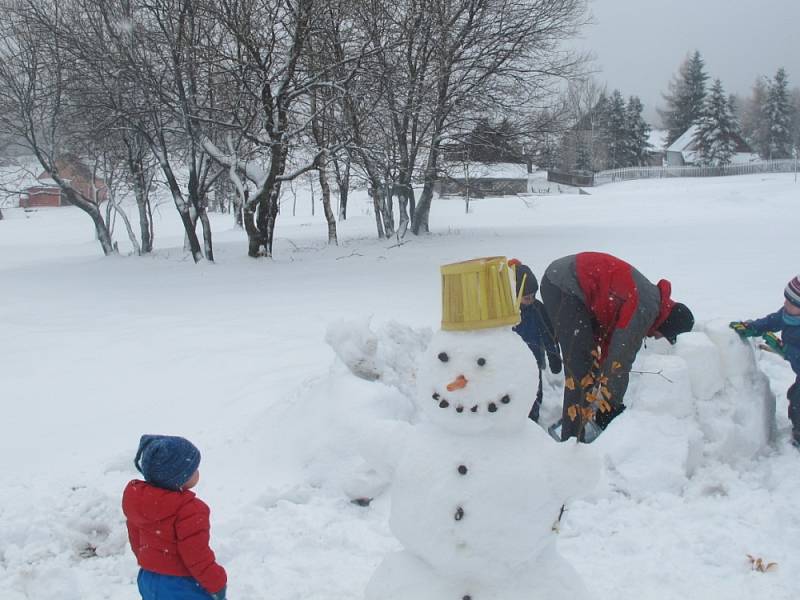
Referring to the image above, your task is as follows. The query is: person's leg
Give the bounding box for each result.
[529,368,543,422]
[137,570,154,600]
[787,377,800,445]
[541,276,595,441]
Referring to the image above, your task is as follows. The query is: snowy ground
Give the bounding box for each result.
[1,174,799,599]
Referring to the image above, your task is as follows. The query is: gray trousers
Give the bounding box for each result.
[540,275,596,441]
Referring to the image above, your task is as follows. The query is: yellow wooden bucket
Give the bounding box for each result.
[440,256,521,331]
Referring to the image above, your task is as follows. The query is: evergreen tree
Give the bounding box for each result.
[574,137,592,172]
[587,91,610,170]
[764,68,793,159]
[693,79,739,166]
[659,50,709,145]
[605,90,627,169]
[792,88,800,154]
[740,77,770,158]
[624,95,652,166]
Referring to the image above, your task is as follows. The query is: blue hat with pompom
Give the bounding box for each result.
[134,435,201,491]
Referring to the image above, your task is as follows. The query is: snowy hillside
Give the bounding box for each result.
[2,174,799,600]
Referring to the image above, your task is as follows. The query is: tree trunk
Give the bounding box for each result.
[333,155,350,220]
[318,156,337,245]
[381,180,395,235]
[412,141,440,235]
[62,187,117,255]
[369,181,386,239]
[186,167,215,261]
[199,210,214,262]
[110,197,142,255]
[159,159,203,262]
[129,156,153,253]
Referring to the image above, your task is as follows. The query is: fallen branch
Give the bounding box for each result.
[630,369,674,383]
[336,251,363,260]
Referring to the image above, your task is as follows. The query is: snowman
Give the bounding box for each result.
[364,257,599,600]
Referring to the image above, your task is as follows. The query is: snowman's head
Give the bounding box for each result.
[417,328,539,434]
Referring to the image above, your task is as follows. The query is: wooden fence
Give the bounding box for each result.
[547,169,595,187]
[593,159,798,186]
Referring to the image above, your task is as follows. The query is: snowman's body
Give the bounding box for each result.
[366,329,597,600]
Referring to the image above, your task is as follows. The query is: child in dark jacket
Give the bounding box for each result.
[510,260,562,422]
[731,275,800,445]
[122,435,227,600]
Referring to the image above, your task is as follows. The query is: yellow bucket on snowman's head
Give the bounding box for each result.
[440,256,522,331]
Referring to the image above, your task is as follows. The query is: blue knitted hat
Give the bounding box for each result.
[134,435,201,491]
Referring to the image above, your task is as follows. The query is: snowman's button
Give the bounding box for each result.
[454,507,464,521]
[501,394,510,404]
[457,465,468,475]
[463,595,472,600]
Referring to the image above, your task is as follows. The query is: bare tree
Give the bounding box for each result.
[0,0,116,254]
[410,0,588,234]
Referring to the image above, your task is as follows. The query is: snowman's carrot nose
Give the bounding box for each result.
[446,375,468,391]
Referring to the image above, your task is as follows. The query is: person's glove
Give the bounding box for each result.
[548,353,562,374]
[762,332,785,357]
[729,321,759,338]
[210,586,227,600]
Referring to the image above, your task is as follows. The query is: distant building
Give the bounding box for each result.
[435,162,533,197]
[19,157,108,208]
[665,125,758,166]
[647,129,669,166]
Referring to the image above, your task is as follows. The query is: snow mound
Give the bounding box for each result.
[595,320,775,498]
[326,318,432,398]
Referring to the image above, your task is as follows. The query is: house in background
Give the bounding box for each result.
[647,129,669,166]
[19,156,108,207]
[435,162,534,197]
[665,125,759,166]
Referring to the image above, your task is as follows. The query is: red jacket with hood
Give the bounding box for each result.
[122,479,227,594]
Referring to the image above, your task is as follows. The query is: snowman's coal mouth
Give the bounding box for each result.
[431,391,511,414]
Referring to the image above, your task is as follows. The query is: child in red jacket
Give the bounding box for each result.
[123,435,227,600]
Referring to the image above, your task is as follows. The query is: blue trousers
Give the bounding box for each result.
[137,569,214,600]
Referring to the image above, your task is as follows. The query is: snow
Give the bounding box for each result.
[2,173,800,599]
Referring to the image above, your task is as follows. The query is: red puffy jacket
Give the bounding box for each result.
[574,252,674,359]
[122,480,227,594]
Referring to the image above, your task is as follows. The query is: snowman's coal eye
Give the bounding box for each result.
[477,357,486,366]
[438,352,449,362]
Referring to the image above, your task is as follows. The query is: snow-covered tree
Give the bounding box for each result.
[740,77,770,158]
[624,96,652,166]
[659,50,708,145]
[764,68,793,159]
[693,79,739,166]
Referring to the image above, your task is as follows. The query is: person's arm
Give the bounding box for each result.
[746,311,783,335]
[125,521,140,556]
[602,300,650,406]
[175,499,227,595]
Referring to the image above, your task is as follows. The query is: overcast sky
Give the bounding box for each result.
[575,0,800,125]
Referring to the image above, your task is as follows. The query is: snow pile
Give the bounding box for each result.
[596,320,775,497]
[0,485,129,600]
[326,318,432,398]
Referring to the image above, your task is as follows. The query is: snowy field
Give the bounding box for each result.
[1,173,799,599]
